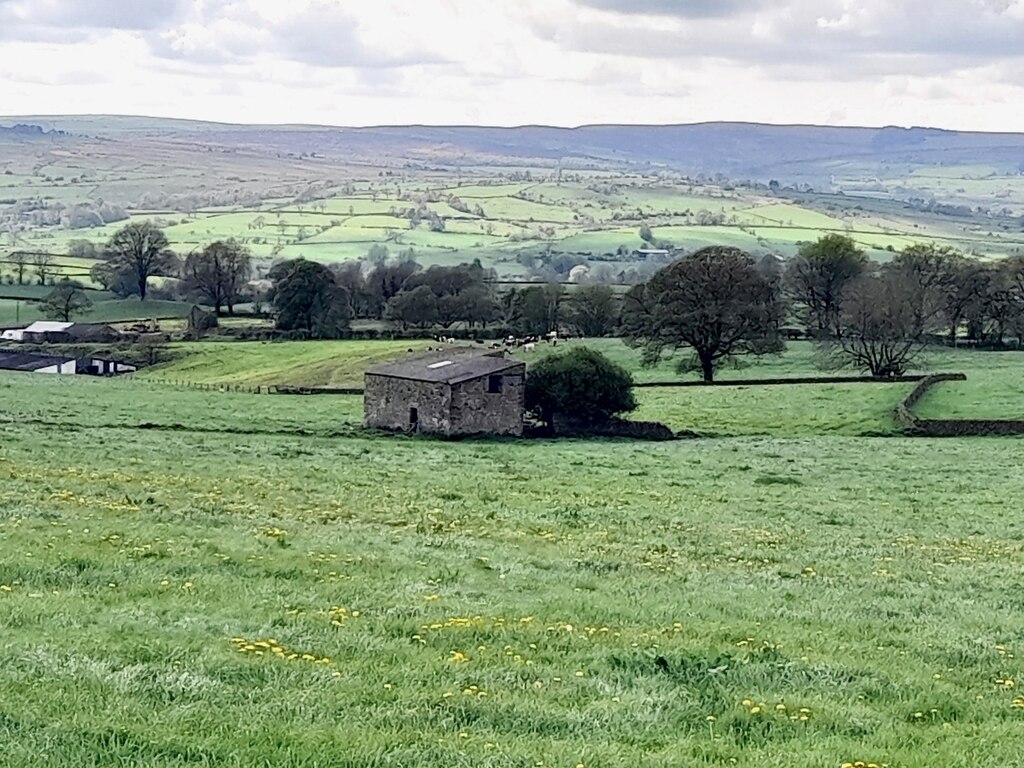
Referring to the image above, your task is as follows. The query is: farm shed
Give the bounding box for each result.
[0,351,78,374]
[13,321,73,343]
[77,356,137,376]
[19,321,120,344]
[0,351,135,376]
[364,350,526,437]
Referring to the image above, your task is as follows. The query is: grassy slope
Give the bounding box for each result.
[2,372,1024,766]
[143,340,439,389]
[0,298,194,326]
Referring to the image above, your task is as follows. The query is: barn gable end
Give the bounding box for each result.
[364,349,525,437]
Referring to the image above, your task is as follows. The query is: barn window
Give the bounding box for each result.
[488,375,503,393]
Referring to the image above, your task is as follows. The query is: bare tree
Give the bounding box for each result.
[32,252,54,285]
[827,267,941,377]
[784,235,867,337]
[9,251,28,285]
[40,280,93,322]
[889,244,960,334]
[181,240,252,316]
[940,257,991,344]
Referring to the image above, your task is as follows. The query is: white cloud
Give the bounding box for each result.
[0,0,1022,131]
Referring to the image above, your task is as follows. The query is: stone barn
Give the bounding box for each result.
[364,350,526,437]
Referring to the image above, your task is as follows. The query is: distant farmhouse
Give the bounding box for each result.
[632,248,670,261]
[364,350,526,437]
[1,321,121,344]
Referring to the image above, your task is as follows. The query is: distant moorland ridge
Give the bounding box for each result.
[5,115,1024,181]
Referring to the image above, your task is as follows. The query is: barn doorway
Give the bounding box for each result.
[409,407,419,431]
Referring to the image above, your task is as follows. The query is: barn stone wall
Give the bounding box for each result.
[364,375,451,434]
[449,366,526,437]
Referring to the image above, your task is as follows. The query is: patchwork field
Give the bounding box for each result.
[1,347,1023,766]
[6,164,1024,284]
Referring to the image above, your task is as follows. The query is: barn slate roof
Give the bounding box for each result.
[366,349,525,385]
[23,321,74,334]
[0,351,74,372]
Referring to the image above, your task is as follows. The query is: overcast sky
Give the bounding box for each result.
[1,0,1022,130]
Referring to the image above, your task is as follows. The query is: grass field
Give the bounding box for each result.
[0,297,194,326]
[2,357,1024,766]
[913,348,1024,419]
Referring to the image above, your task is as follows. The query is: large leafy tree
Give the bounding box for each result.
[384,284,438,329]
[506,284,563,336]
[564,285,619,337]
[103,222,177,301]
[784,234,868,337]
[268,258,351,338]
[622,246,785,382]
[366,259,421,318]
[90,260,137,298]
[393,261,498,328]
[525,347,636,428]
[40,280,93,322]
[182,239,252,316]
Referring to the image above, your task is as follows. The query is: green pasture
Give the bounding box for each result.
[556,229,641,254]
[0,297,194,326]
[143,339,437,389]
[622,190,750,215]
[319,198,402,216]
[913,348,1024,420]
[301,226,383,245]
[2,363,1024,766]
[480,197,579,224]
[737,204,848,229]
[445,219,528,238]
[139,337,1024,429]
[442,183,531,198]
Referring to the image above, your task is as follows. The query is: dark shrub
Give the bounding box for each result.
[525,347,637,428]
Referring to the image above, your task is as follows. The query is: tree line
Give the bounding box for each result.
[268,252,621,339]
[622,236,1024,381]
